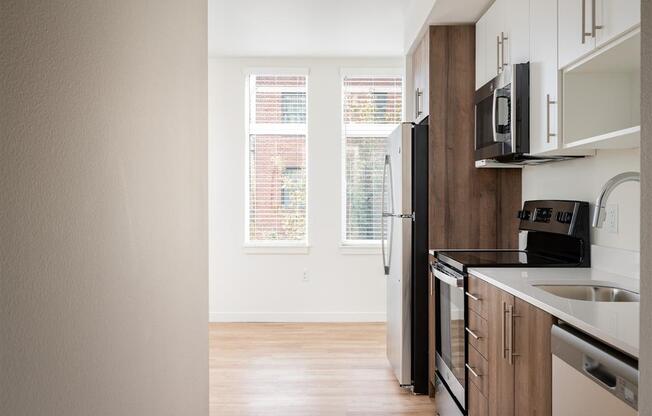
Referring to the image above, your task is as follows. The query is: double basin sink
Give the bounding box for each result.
[534,283,640,302]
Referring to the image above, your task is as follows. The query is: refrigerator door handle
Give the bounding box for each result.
[381,155,394,275]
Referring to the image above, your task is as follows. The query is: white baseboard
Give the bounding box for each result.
[209,312,386,323]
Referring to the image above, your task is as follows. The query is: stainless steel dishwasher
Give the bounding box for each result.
[551,324,638,416]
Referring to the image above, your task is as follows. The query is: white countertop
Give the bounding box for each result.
[468,267,640,358]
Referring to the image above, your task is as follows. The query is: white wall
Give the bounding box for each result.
[1,1,207,415]
[209,57,403,322]
[639,1,650,412]
[522,148,641,251]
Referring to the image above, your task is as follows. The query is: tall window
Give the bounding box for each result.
[342,74,402,244]
[246,74,307,244]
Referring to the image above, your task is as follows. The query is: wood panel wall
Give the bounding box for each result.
[428,25,521,250]
[416,25,523,397]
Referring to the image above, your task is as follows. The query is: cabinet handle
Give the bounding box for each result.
[466,363,482,378]
[508,305,521,365]
[496,35,501,74]
[591,0,603,37]
[465,291,480,301]
[466,327,482,340]
[415,88,423,119]
[502,302,507,359]
[546,94,557,143]
[500,32,508,69]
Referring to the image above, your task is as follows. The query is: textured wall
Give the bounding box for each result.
[640,1,651,414]
[0,1,208,415]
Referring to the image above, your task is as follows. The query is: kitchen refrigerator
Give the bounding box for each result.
[381,117,429,394]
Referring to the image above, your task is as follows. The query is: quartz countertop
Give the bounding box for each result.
[467,267,639,358]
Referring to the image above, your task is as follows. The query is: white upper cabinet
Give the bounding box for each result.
[484,1,503,84]
[529,0,559,155]
[476,12,488,89]
[503,0,530,66]
[475,0,529,89]
[476,0,641,156]
[559,0,640,68]
[595,0,641,47]
[558,0,596,68]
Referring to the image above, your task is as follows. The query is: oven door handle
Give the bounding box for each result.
[433,268,463,288]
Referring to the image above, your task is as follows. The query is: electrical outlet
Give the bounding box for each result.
[302,269,309,282]
[605,204,618,234]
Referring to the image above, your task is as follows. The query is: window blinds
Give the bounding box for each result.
[247,75,307,243]
[342,76,402,242]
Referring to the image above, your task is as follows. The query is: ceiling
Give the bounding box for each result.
[208,0,491,58]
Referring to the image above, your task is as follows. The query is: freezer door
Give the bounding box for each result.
[385,123,413,386]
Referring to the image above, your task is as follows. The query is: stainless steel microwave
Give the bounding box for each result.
[474,63,530,162]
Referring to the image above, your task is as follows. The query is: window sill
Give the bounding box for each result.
[243,244,310,255]
[339,243,382,255]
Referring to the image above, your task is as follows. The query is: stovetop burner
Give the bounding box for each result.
[436,249,581,269]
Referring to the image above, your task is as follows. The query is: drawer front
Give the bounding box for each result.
[467,274,488,319]
[467,309,488,359]
[467,344,488,397]
[468,377,489,416]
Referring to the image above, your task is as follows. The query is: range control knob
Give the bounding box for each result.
[556,211,573,224]
[533,208,552,222]
[517,210,531,220]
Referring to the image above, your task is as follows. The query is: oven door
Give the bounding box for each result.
[433,263,466,410]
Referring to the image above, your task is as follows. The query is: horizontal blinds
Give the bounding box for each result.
[343,77,402,127]
[248,75,307,242]
[343,75,402,242]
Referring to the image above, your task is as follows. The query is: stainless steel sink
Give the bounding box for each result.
[533,284,640,302]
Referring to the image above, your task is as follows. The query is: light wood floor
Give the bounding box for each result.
[209,323,436,416]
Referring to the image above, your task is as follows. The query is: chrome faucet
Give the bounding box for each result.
[592,171,640,228]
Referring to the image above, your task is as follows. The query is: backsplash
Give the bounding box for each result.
[522,148,641,252]
[591,245,640,279]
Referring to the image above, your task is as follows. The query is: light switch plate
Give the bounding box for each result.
[605,204,618,234]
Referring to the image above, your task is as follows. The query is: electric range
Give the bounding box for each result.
[431,200,591,414]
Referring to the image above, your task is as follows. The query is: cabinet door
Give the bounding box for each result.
[484,1,503,82]
[558,0,596,68]
[476,12,488,89]
[529,0,560,154]
[503,0,530,66]
[513,298,554,416]
[468,378,489,416]
[411,31,429,120]
[596,0,640,47]
[486,283,515,416]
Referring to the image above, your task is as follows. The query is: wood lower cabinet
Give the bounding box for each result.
[468,378,489,416]
[467,273,554,416]
[486,282,515,416]
[513,297,554,416]
[467,310,488,359]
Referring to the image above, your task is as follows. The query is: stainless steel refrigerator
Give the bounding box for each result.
[381,117,429,394]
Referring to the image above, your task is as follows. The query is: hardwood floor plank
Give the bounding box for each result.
[209,323,436,416]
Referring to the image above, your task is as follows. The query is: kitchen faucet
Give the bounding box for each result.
[592,171,640,228]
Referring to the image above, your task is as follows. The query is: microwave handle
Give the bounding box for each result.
[492,88,499,142]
